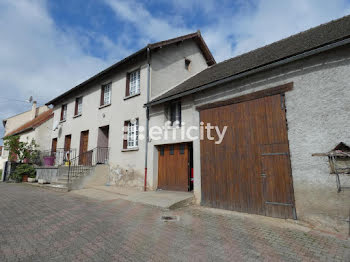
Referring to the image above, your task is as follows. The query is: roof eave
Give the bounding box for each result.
[145,37,350,107]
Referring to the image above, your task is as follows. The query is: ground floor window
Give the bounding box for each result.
[126,119,139,148]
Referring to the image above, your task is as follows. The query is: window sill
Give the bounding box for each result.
[121,147,139,152]
[73,114,82,119]
[124,93,140,100]
[99,103,111,109]
[59,119,66,123]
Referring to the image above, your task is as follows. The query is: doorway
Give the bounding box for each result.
[97,125,109,164]
[157,143,192,192]
[79,130,90,165]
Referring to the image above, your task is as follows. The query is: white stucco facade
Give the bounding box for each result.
[147,43,350,231]
[49,39,209,189]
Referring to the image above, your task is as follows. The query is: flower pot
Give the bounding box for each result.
[28,178,36,183]
[43,156,55,166]
[22,175,28,182]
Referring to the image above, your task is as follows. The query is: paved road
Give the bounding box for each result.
[0,184,349,262]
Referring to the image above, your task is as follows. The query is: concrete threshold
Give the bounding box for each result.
[71,185,194,210]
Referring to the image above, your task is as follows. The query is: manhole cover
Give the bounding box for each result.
[161,215,178,222]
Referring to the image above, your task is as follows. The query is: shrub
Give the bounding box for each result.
[10,164,36,182]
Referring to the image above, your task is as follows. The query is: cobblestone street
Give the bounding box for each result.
[0,183,349,262]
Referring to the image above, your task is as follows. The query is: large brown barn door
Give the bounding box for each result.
[200,93,296,219]
[158,143,189,191]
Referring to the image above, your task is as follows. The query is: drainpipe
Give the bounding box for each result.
[144,46,151,191]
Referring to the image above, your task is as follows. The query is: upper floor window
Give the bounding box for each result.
[60,104,67,121]
[185,58,191,70]
[168,101,181,127]
[75,97,83,116]
[101,83,111,106]
[126,69,140,97]
[123,119,139,149]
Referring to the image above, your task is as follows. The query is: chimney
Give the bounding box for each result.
[31,101,37,120]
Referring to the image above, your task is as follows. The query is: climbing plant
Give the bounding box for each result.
[3,135,39,163]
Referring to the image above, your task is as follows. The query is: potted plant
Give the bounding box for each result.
[10,164,36,183]
[28,169,36,183]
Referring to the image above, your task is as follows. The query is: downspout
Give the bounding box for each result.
[144,46,151,191]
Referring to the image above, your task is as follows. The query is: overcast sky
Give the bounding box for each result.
[1,0,350,145]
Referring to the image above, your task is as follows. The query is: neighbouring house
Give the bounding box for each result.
[45,32,215,189]
[4,108,53,150]
[145,15,350,232]
[1,102,50,168]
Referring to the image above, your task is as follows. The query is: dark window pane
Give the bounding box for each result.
[170,145,174,155]
[160,146,164,156]
[180,144,185,154]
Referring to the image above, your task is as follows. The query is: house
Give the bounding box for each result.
[1,102,51,167]
[45,32,215,189]
[145,15,350,231]
[5,108,54,150]
[2,102,49,137]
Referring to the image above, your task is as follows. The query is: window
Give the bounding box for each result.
[60,104,67,121]
[123,119,139,149]
[101,83,111,106]
[170,145,174,155]
[126,69,140,96]
[160,146,164,156]
[185,58,191,70]
[180,144,185,154]
[75,97,83,116]
[168,101,181,127]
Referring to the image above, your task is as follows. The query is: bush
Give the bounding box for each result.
[10,164,36,182]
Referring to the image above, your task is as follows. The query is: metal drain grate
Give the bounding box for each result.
[161,215,178,222]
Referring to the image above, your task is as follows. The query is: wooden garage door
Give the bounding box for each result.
[158,143,189,191]
[200,94,296,219]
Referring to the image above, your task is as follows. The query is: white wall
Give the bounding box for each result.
[49,39,209,190]
[151,40,209,98]
[148,44,350,231]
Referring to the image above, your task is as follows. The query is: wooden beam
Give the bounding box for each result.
[196,82,294,111]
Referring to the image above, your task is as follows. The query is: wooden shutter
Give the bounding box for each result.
[60,105,64,120]
[100,86,104,106]
[125,73,130,97]
[123,121,128,149]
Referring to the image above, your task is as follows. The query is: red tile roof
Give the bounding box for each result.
[5,109,53,137]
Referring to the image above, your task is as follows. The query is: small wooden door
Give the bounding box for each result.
[64,135,71,160]
[51,138,57,153]
[64,135,71,152]
[158,143,189,191]
[261,144,294,218]
[79,130,89,165]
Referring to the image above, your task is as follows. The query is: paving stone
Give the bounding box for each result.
[0,183,349,261]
